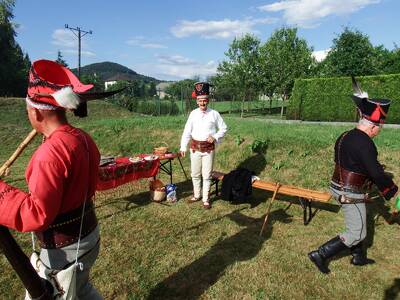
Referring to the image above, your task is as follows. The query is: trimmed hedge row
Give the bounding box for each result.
[287,74,400,124]
[110,97,180,115]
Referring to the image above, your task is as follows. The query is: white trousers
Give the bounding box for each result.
[190,150,215,203]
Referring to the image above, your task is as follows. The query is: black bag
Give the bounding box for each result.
[220,168,253,203]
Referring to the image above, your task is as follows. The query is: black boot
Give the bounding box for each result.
[308,236,348,274]
[350,242,375,266]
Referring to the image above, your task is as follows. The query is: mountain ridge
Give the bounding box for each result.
[72,61,161,83]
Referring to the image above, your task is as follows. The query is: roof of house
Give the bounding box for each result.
[156,82,173,91]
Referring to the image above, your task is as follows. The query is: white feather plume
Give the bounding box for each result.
[354,91,369,99]
[52,86,81,109]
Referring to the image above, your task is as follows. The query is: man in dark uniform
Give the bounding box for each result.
[308,77,398,274]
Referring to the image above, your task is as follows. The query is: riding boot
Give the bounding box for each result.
[308,236,348,274]
[350,242,375,266]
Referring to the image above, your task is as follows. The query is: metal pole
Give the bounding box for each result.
[64,24,92,79]
[78,27,81,78]
[65,24,92,117]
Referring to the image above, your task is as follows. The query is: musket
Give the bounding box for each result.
[0,226,52,299]
[0,129,38,177]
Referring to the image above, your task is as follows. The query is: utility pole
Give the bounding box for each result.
[64,24,92,117]
[64,24,92,79]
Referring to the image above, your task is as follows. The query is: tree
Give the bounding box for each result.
[217,34,261,117]
[322,27,375,76]
[374,45,400,75]
[0,0,31,96]
[55,50,68,67]
[80,73,102,91]
[165,79,197,99]
[147,82,157,97]
[259,27,313,116]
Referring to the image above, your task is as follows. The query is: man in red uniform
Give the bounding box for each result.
[0,60,102,299]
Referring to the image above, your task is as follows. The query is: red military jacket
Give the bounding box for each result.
[0,124,100,232]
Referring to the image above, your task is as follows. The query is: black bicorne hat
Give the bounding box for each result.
[351,76,391,124]
[192,82,211,100]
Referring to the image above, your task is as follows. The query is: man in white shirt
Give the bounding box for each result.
[180,82,227,209]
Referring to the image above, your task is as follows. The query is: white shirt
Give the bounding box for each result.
[180,108,228,152]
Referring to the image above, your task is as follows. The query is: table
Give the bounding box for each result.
[158,152,189,184]
[96,155,160,191]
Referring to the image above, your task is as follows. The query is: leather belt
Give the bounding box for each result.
[330,182,364,195]
[331,164,367,192]
[191,139,215,153]
[35,201,98,249]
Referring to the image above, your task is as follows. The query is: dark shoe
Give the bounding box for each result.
[308,251,330,274]
[188,196,201,203]
[203,202,211,209]
[350,242,375,266]
[308,236,348,274]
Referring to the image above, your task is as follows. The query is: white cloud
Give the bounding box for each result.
[134,54,218,80]
[51,29,77,48]
[312,49,330,62]
[126,36,167,49]
[156,54,195,66]
[258,0,380,28]
[51,29,94,57]
[171,17,277,39]
[62,49,96,57]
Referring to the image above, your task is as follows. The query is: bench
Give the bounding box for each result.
[211,171,331,226]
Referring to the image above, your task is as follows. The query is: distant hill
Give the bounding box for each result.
[73,62,160,83]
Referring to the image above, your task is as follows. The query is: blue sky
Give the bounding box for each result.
[14,0,400,81]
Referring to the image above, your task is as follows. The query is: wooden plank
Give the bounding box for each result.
[252,181,331,202]
[211,171,331,203]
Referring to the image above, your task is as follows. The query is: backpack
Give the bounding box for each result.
[220,168,253,203]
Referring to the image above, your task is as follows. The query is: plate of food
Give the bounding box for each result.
[129,156,142,163]
[144,155,158,161]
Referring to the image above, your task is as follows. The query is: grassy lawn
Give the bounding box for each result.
[0,98,400,299]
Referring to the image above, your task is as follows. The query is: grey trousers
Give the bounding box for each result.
[39,225,102,300]
[330,187,367,247]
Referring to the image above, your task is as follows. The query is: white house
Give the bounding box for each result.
[156,82,173,99]
[104,74,134,90]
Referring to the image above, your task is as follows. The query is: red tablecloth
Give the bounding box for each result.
[96,156,160,191]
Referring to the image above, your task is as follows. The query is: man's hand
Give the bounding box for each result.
[180,151,186,157]
[207,136,215,143]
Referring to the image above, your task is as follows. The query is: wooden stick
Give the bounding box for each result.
[259,182,281,236]
[0,129,37,177]
[0,226,52,299]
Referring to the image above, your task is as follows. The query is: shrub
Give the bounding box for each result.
[287,74,400,123]
[250,139,268,154]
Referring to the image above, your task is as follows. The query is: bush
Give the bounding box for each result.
[250,139,268,154]
[110,97,180,116]
[137,100,180,115]
[287,74,400,123]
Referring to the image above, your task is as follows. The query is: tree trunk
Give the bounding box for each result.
[280,94,287,119]
[241,95,245,118]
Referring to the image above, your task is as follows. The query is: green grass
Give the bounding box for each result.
[1,98,400,299]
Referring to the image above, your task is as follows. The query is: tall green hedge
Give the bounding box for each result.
[287,74,400,123]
